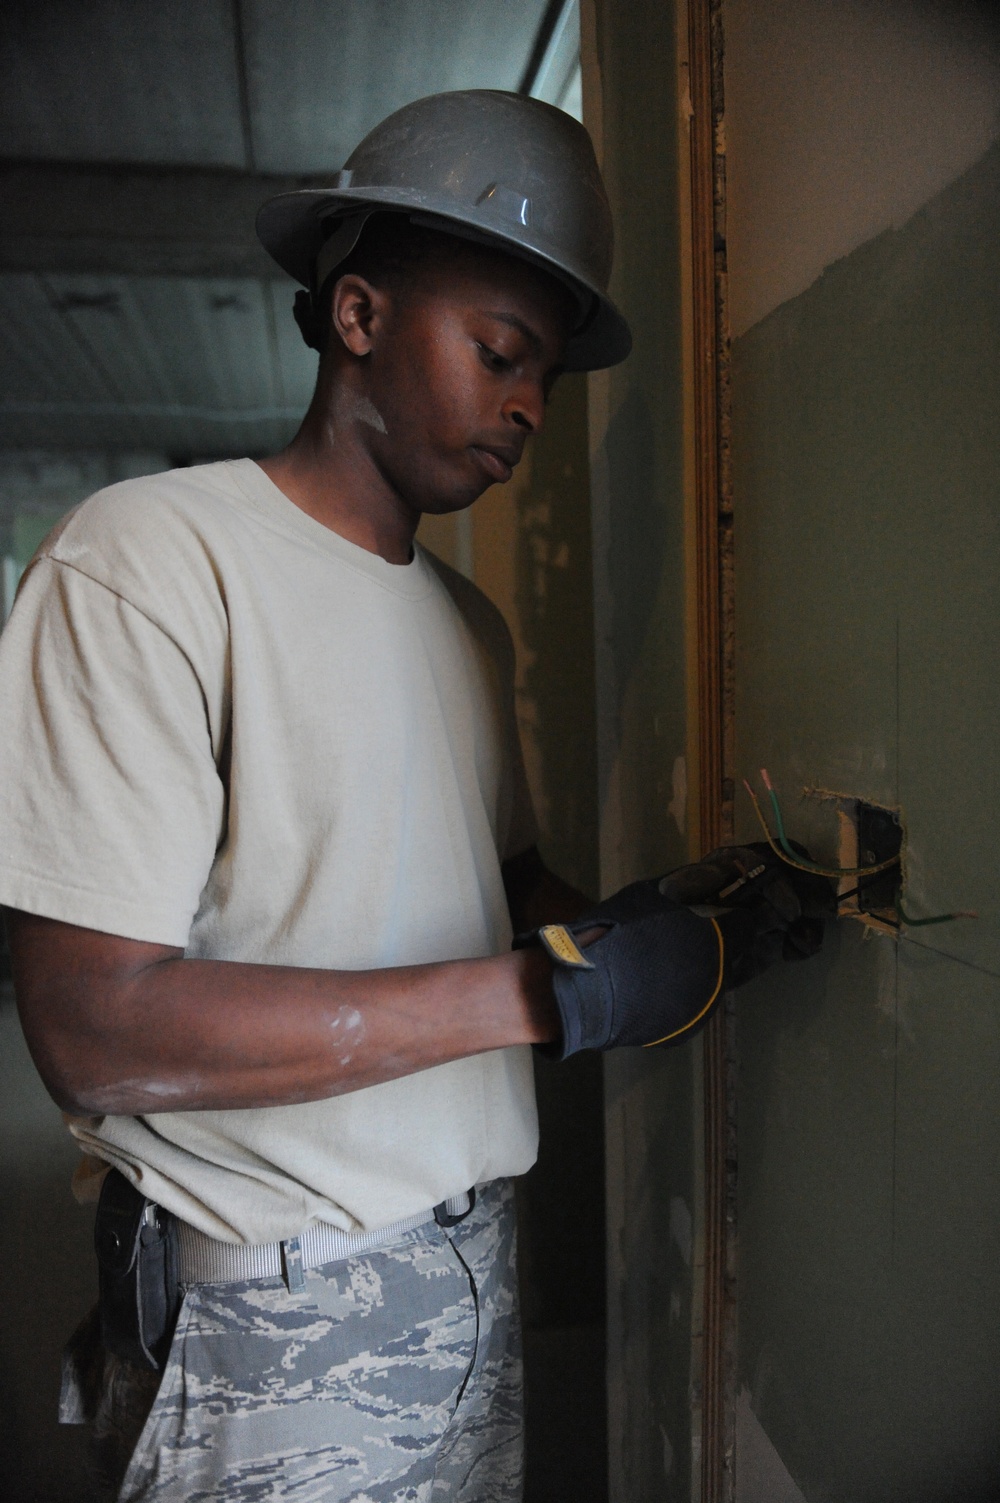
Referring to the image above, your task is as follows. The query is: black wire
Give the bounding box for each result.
[837,882,902,928]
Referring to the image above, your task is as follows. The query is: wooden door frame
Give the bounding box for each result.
[684,0,736,1496]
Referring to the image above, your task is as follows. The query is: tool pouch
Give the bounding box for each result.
[95,1168,181,1372]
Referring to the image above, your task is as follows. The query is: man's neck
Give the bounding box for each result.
[257,387,418,566]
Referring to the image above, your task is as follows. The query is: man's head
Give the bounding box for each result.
[312,214,577,516]
[257,90,631,373]
[255,90,629,524]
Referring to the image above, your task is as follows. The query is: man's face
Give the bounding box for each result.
[356,247,575,517]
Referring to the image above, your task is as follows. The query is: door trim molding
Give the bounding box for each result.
[685,0,736,1497]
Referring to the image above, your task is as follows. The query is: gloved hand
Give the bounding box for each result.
[515,843,836,1060]
[579,841,836,981]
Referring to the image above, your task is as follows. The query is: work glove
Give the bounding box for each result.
[515,843,836,1060]
[579,841,836,978]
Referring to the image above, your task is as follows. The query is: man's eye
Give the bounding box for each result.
[477,343,512,372]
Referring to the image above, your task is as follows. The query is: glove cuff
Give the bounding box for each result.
[515,915,725,1059]
[514,922,610,1060]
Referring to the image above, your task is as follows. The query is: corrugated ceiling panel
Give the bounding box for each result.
[178,279,279,411]
[0,274,117,404]
[242,0,549,173]
[0,408,298,460]
[0,0,554,455]
[130,277,277,412]
[0,0,547,174]
[44,274,182,407]
[0,275,305,456]
[0,0,246,167]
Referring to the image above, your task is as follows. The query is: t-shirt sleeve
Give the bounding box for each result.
[0,558,226,946]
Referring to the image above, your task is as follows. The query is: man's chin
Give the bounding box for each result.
[412,483,487,519]
[419,502,481,522]
[395,459,492,520]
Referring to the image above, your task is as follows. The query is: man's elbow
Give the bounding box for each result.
[14,994,123,1115]
[6,906,183,1115]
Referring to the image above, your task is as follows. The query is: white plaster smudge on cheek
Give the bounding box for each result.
[735,1385,807,1503]
[670,1195,693,1266]
[668,754,687,837]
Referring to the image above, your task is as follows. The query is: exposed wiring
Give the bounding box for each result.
[760,768,902,877]
[746,771,977,928]
[897,899,978,927]
[743,778,827,872]
[743,775,900,878]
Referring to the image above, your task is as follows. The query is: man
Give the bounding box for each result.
[0,92,829,1501]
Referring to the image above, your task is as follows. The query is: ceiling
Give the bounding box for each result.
[0,0,579,460]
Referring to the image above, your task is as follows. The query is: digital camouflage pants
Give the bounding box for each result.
[63,1178,523,1502]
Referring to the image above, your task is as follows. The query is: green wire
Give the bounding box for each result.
[766,785,900,879]
[768,787,797,859]
[896,900,973,927]
[762,774,974,927]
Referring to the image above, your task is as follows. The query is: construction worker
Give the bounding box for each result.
[0,91,830,1501]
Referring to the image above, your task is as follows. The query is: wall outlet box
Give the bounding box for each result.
[834,797,903,935]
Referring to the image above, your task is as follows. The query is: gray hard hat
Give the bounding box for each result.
[255,89,631,371]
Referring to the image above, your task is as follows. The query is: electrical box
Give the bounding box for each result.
[834,797,903,934]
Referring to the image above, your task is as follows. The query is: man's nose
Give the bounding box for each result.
[504,380,545,435]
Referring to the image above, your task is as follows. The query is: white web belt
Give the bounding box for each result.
[176,1192,473,1290]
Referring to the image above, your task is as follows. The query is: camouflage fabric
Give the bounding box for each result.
[66,1178,522,1502]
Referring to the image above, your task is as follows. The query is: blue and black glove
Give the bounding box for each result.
[514,843,836,1060]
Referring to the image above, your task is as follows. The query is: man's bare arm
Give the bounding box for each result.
[5,907,559,1118]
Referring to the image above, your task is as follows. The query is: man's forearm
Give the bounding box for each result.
[7,909,559,1117]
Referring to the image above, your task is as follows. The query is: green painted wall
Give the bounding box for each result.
[733,140,1000,1500]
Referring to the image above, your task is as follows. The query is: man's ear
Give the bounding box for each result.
[330,274,386,357]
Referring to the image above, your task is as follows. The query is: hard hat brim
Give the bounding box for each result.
[255,187,632,372]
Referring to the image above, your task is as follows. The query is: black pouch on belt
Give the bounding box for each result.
[95,1168,181,1371]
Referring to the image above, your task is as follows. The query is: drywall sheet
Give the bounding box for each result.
[731,133,1000,1500]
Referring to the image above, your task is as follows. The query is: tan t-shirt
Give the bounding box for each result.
[0,459,539,1243]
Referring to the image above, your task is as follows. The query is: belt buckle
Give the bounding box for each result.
[433,1187,476,1228]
